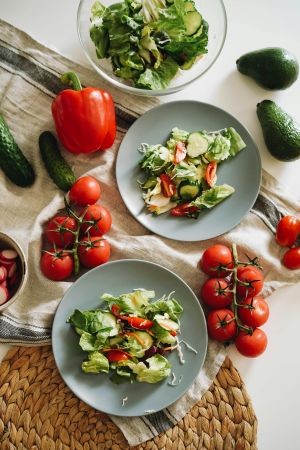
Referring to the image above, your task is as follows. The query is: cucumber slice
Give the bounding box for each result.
[134,331,154,349]
[155,315,179,331]
[184,11,202,36]
[109,335,124,346]
[187,132,209,157]
[184,1,196,12]
[179,180,201,200]
[75,327,84,336]
[101,312,120,336]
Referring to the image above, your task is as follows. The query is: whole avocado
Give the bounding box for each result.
[237,47,299,90]
[257,100,300,161]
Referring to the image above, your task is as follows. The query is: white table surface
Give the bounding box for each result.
[1,0,300,448]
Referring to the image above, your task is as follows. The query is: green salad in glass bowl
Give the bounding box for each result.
[77,0,227,95]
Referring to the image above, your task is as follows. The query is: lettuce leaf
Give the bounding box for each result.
[132,354,171,383]
[136,57,179,90]
[144,296,183,321]
[151,320,177,344]
[81,352,109,374]
[102,290,155,316]
[191,185,235,209]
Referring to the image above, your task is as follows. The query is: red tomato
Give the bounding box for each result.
[160,174,176,198]
[282,247,300,270]
[78,236,110,268]
[207,309,237,341]
[81,204,112,236]
[41,249,74,281]
[174,142,187,164]
[205,161,217,187]
[276,215,300,247]
[126,317,154,329]
[236,266,264,299]
[238,296,269,328]
[200,245,233,277]
[235,328,267,357]
[106,350,131,362]
[200,278,233,309]
[170,203,199,217]
[46,216,77,247]
[69,176,101,206]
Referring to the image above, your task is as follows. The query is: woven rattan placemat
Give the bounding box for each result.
[0,346,257,449]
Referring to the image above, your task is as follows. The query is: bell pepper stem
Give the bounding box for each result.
[60,72,82,91]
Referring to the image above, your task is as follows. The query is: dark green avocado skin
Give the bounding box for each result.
[237,47,299,90]
[257,100,300,161]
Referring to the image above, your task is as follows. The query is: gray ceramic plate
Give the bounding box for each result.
[116,100,261,241]
[52,259,207,417]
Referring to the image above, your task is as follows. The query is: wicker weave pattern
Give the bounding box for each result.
[0,346,257,450]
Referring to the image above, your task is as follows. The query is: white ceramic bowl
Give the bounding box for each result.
[0,232,28,311]
[77,0,227,96]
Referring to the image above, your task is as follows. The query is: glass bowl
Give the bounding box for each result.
[77,0,227,96]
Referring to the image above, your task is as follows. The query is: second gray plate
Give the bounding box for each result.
[116,100,261,241]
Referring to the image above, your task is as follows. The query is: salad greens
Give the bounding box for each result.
[68,289,183,384]
[138,126,246,217]
[90,0,208,89]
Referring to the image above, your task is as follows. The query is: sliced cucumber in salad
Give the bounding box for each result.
[184,11,202,36]
[178,180,201,201]
[187,132,209,157]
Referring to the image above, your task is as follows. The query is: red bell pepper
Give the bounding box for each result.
[174,141,187,164]
[51,72,116,154]
[160,174,176,198]
[170,203,199,217]
[205,161,217,187]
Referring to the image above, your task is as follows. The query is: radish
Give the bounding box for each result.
[0,266,7,283]
[0,259,15,272]
[8,262,17,278]
[9,272,18,287]
[0,285,9,305]
[0,249,17,262]
[0,280,7,288]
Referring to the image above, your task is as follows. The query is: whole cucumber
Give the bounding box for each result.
[39,131,76,192]
[0,114,35,187]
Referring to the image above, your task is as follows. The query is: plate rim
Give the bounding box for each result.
[52,258,208,417]
[116,99,262,242]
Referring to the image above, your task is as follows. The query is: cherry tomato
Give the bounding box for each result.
[200,245,233,277]
[200,278,233,309]
[106,350,131,362]
[160,174,176,198]
[207,309,237,341]
[111,304,125,319]
[78,236,110,268]
[126,317,154,330]
[276,215,300,247]
[236,266,264,299]
[174,142,187,164]
[41,249,74,281]
[235,328,267,357]
[170,203,199,217]
[46,216,77,247]
[205,161,217,187]
[238,296,269,328]
[69,176,101,206]
[282,247,300,270]
[81,204,112,236]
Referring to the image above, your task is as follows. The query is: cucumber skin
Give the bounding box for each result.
[0,114,35,187]
[39,131,76,192]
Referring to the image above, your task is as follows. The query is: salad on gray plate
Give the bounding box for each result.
[138,126,246,217]
[89,0,208,89]
[68,289,193,384]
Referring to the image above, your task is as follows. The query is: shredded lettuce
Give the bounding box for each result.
[145,295,183,321]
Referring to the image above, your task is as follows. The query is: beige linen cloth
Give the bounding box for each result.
[0,19,300,446]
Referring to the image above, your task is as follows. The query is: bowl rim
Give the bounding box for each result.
[0,232,28,311]
[77,0,228,96]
